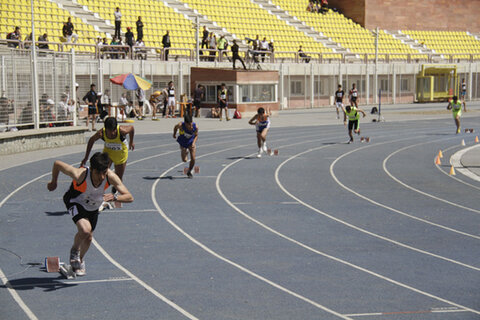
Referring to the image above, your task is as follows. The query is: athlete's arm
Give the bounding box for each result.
[358,109,367,117]
[463,101,467,112]
[172,122,181,139]
[192,125,199,146]
[120,125,135,151]
[248,114,258,125]
[81,129,103,167]
[104,170,133,203]
[446,102,452,110]
[342,107,347,123]
[47,160,86,191]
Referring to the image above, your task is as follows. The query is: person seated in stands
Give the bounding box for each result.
[6,26,21,48]
[110,37,121,59]
[320,0,328,14]
[38,33,49,50]
[135,38,147,60]
[307,0,314,12]
[298,45,311,63]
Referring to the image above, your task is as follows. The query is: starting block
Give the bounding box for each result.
[194,166,200,173]
[360,137,371,143]
[267,149,279,156]
[464,128,475,133]
[45,256,60,273]
[59,263,76,279]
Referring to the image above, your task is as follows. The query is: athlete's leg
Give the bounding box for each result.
[256,131,262,148]
[188,145,196,172]
[455,115,461,133]
[180,146,188,162]
[114,162,127,181]
[72,218,93,262]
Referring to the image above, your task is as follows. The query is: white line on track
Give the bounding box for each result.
[0,268,38,320]
[450,144,480,183]
[329,138,480,241]
[269,136,480,313]
[215,132,478,314]
[383,140,480,216]
[152,138,354,320]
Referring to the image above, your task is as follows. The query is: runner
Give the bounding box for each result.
[342,105,366,144]
[446,95,466,134]
[248,107,271,158]
[334,84,345,119]
[460,79,467,101]
[218,83,231,121]
[349,83,359,108]
[166,81,176,118]
[47,152,134,276]
[149,90,162,120]
[80,117,134,193]
[173,114,198,178]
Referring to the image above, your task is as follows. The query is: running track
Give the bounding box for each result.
[0,118,479,319]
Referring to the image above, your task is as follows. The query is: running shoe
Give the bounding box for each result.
[75,261,86,276]
[257,148,262,158]
[187,171,193,179]
[347,139,354,144]
[226,117,231,121]
[456,128,461,134]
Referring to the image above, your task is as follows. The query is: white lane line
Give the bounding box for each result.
[0,267,38,320]
[273,142,480,314]
[383,140,480,216]
[344,307,469,317]
[151,135,354,319]
[7,277,134,288]
[92,239,199,320]
[329,139,480,241]
[450,144,480,183]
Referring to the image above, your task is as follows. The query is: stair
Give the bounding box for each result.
[386,30,435,54]
[50,0,114,37]
[252,0,355,58]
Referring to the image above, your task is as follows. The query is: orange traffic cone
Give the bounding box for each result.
[435,156,441,165]
[475,136,479,143]
[449,166,456,175]
[438,150,443,158]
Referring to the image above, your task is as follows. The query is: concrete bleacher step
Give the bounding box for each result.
[387,30,434,54]
[52,0,114,37]
[252,0,348,54]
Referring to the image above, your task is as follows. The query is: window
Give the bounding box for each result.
[380,79,389,92]
[401,78,409,92]
[291,80,303,95]
[239,84,276,102]
[314,80,323,95]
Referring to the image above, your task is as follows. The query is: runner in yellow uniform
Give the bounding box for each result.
[81,117,134,186]
[447,95,466,134]
[342,105,366,144]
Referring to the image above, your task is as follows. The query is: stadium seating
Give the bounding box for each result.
[402,30,480,59]
[0,0,97,52]
[271,0,418,60]
[180,0,336,60]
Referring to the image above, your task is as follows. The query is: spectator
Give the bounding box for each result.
[320,0,328,14]
[201,26,209,49]
[298,45,311,63]
[110,37,121,59]
[100,89,111,120]
[217,83,230,121]
[134,38,146,60]
[307,0,315,12]
[231,40,246,70]
[208,32,216,62]
[125,27,135,50]
[165,81,176,118]
[24,32,33,49]
[57,94,69,122]
[162,30,171,61]
[125,100,142,119]
[135,88,147,115]
[192,84,204,117]
[82,83,98,131]
[136,16,144,42]
[114,7,122,39]
[63,17,78,43]
[6,26,21,48]
[251,35,260,62]
[38,33,49,50]
[259,37,269,62]
[217,35,228,61]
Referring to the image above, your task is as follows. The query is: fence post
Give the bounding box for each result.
[70,49,77,127]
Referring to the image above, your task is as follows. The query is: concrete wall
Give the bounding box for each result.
[328,0,480,32]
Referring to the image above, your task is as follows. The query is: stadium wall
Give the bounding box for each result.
[328,0,480,32]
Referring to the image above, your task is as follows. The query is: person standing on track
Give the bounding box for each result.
[218,83,230,121]
[249,107,271,158]
[342,105,366,144]
[81,117,134,196]
[334,84,345,119]
[349,83,359,108]
[447,95,466,134]
[166,81,176,118]
[47,152,133,276]
[173,114,198,178]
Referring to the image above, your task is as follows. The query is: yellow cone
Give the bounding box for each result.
[449,166,456,175]
[435,156,441,165]
[438,150,443,158]
[475,136,479,143]
[461,139,466,146]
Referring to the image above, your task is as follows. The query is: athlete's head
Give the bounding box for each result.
[257,107,265,115]
[168,81,173,87]
[90,152,109,173]
[352,83,356,88]
[338,84,342,88]
[184,113,192,124]
[104,117,117,131]
[345,105,352,113]
[452,95,458,102]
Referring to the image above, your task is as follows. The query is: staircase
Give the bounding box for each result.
[50,0,115,36]
[386,30,435,54]
[252,0,354,58]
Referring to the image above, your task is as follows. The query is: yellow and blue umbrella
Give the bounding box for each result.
[110,73,152,90]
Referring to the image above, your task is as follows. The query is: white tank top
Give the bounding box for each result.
[69,167,109,211]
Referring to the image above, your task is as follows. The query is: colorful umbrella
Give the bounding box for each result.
[110,73,152,90]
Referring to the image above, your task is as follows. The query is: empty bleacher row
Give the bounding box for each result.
[1,0,479,61]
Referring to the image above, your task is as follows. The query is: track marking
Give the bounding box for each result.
[383,140,480,216]
[0,268,38,320]
[344,306,468,317]
[450,144,480,183]
[329,138,480,241]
